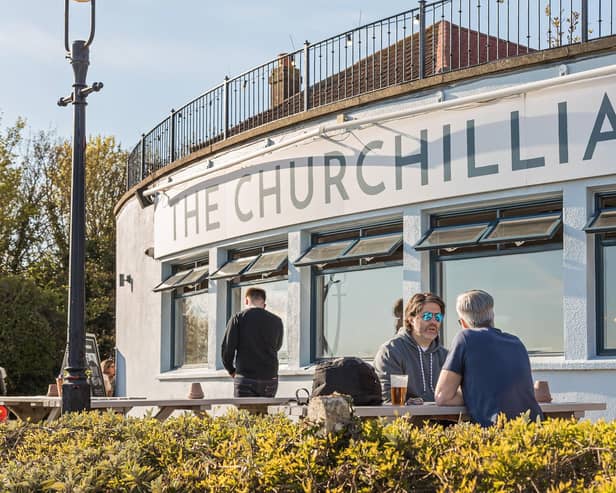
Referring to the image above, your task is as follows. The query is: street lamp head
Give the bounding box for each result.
[64,0,96,52]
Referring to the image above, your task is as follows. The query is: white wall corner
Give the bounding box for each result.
[288,230,312,367]
[403,206,428,301]
[209,247,229,369]
[562,184,593,360]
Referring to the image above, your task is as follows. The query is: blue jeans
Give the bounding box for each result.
[234,376,278,397]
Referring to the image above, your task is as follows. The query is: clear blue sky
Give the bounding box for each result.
[0,1,418,151]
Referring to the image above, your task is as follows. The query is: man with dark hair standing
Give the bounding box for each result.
[435,289,543,427]
[222,287,284,397]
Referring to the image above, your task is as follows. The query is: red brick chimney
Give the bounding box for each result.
[269,53,301,108]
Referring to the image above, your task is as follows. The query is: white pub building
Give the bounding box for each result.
[115,2,616,420]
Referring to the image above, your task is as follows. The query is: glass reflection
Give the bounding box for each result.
[318,265,402,358]
[603,245,616,349]
[441,250,563,354]
[174,292,208,366]
[235,281,288,361]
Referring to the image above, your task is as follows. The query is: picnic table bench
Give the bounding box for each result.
[268,401,607,423]
[0,396,293,422]
[0,396,606,424]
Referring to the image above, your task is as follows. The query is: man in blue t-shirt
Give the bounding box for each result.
[434,289,543,427]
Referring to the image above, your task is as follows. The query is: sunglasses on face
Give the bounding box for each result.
[421,311,443,323]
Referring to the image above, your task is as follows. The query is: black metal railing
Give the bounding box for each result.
[127,0,614,190]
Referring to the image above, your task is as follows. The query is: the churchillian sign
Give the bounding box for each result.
[153,74,616,258]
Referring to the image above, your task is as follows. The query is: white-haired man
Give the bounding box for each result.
[434,289,543,427]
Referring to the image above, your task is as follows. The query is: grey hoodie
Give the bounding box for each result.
[373,328,448,403]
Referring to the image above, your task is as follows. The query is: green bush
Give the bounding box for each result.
[0,275,65,395]
[0,411,615,492]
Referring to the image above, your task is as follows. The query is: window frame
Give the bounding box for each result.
[305,222,403,361]
[591,193,616,356]
[596,236,616,356]
[427,200,564,356]
[164,258,210,370]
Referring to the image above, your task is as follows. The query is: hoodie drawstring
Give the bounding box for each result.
[417,346,434,394]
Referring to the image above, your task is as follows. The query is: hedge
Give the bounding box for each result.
[0,411,615,492]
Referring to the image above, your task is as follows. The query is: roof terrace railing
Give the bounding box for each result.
[127,0,614,191]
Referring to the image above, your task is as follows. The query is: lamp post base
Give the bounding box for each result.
[62,378,91,413]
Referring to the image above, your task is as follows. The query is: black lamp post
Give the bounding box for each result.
[58,0,103,413]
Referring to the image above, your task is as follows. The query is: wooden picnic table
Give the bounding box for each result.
[268,401,607,423]
[352,401,607,422]
[1,396,606,424]
[0,396,294,423]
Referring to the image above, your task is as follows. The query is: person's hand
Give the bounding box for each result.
[230,372,235,378]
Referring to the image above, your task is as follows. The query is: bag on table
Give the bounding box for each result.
[311,356,382,405]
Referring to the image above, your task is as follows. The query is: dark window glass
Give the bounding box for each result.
[174,291,208,366]
[441,250,563,354]
[602,244,616,351]
[316,265,402,358]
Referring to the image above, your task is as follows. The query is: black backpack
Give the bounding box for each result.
[312,357,383,405]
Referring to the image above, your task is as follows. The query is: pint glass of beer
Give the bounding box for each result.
[390,374,408,405]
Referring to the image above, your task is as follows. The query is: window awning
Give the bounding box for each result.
[153,265,209,292]
[480,212,562,244]
[293,239,356,266]
[414,223,490,251]
[210,256,258,280]
[585,207,616,233]
[241,250,287,277]
[340,232,402,260]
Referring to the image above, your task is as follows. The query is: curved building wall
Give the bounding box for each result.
[116,47,616,419]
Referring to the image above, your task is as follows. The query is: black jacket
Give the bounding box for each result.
[221,307,283,379]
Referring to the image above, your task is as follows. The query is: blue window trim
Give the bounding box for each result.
[591,193,616,356]
[596,236,616,356]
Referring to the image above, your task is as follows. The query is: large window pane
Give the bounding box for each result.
[603,245,616,350]
[233,281,289,362]
[441,250,563,354]
[174,292,208,366]
[318,265,402,358]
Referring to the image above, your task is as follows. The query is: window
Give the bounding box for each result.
[586,194,616,355]
[225,244,289,362]
[295,222,403,359]
[423,201,563,355]
[156,259,209,368]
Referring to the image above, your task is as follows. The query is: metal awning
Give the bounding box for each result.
[153,265,209,293]
[210,256,258,280]
[339,232,402,260]
[414,223,491,251]
[585,207,616,233]
[240,250,287,277]
[480,212,562,244]
[293,239,356,266]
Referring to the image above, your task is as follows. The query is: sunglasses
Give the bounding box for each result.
[421,311,443,323]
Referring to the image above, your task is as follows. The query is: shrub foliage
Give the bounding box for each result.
[1,412,615,492]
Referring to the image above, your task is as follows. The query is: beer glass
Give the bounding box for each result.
[390,374,408,405]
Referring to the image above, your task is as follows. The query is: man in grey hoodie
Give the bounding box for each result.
[374,293,448,403]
